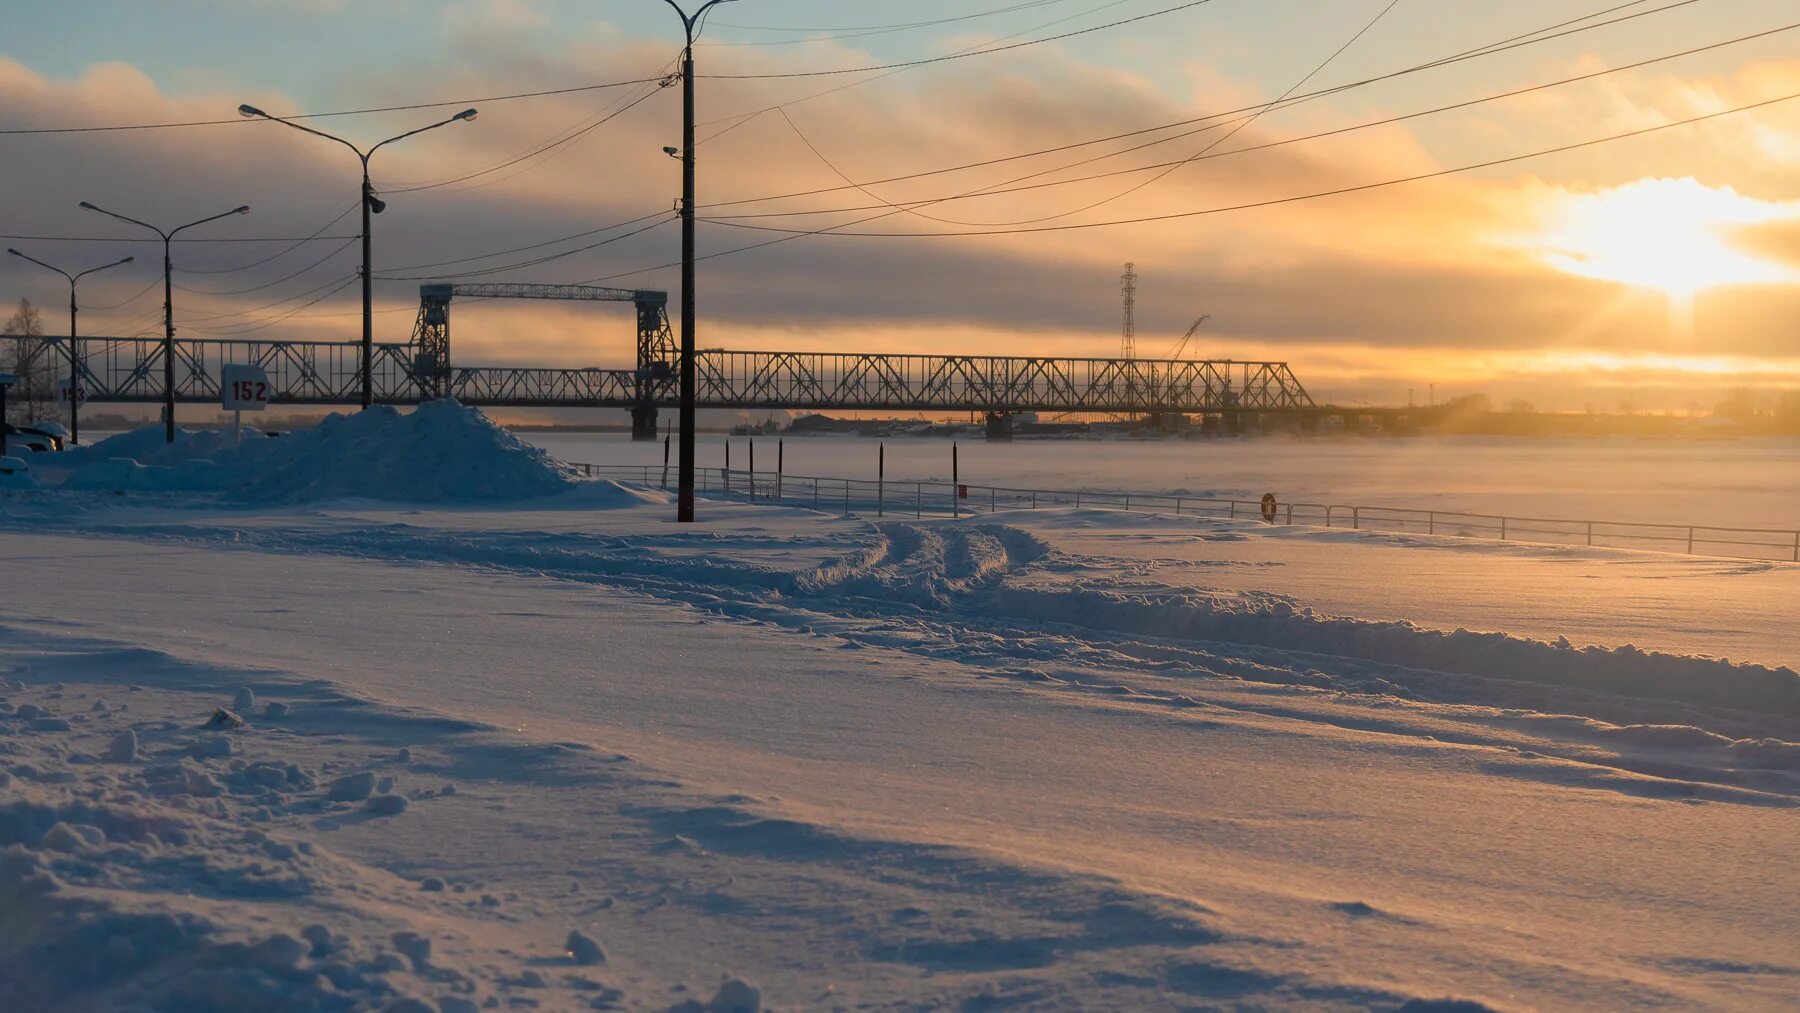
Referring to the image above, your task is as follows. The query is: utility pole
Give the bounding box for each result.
[79,202,250,442]
[661,0,737,524]
[1120,263,1137,361]
[238,104,477,409]
[7,248,135,445]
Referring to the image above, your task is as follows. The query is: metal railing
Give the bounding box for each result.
[567,461,1800,563]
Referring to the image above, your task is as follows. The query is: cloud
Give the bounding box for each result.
[2,26,1799,410]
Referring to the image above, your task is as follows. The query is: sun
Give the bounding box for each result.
[1529,177,1800,300]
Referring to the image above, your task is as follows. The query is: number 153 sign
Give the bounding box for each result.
[221,365,272,411]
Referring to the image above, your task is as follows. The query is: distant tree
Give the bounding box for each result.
[1444,393,1491,413]
[1505,399,1537,414]
[1713,388,1761,423]
[3,298,54,425]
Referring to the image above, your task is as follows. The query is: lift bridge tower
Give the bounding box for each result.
[409,282,676,439]
[1120,262,1138,361]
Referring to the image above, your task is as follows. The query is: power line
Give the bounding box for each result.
[376,210,675,274]
[697,0,1220,79]
[175,203,359,275]
[173,237,357,296]
[776,0,1403,229]
[373,214,677,281]
[380,79,672,194]
[702,0,1081,47]
[0,233,359,243]
[711,1,1075,34]
[694,0,1139,146]
[700,0,1702,213]
[732,15,1795,226]
[699,88,1800,239]
[0,76,668,135]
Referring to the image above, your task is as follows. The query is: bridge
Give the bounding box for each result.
[13,281,1324,438]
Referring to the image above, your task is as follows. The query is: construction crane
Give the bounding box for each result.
[1167,315,1211,360]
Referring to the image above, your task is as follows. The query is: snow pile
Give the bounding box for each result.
[58,400,579,504]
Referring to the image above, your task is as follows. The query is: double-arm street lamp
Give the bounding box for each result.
[236,104,478,409]
[6,247,135,445]
[660,0,737,524]
[79,202,250,443]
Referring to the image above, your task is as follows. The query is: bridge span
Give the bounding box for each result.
[18,281,1322,438]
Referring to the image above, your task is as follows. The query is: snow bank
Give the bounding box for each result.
[56,400,579,504]
[991,579,1800,721]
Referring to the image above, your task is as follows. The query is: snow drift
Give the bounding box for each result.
[58,400,578,504]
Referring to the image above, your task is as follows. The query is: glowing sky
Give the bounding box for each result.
[4,0,1799,408]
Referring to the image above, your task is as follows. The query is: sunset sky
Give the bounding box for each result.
[4,0,1799,409]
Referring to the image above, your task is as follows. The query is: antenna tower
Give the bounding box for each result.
[1120,263,1137,360]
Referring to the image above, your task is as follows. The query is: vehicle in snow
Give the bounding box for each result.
[2,422,65,454]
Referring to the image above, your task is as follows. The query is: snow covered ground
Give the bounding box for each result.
[3,405,1796,1010]
[521,431,1800,531]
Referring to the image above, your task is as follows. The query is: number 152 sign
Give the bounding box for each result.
[221,365,272,411]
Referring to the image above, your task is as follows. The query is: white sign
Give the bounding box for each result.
[58,379,87,405]
[221,365,272,411]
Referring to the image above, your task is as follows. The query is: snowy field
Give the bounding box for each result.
[2,404,1796,1010]
[521,431,1800,531]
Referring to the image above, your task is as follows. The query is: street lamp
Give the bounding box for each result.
[78,201,250,443]
[6,248,134,445]
[660,0,738,524]
[236,104,478,409]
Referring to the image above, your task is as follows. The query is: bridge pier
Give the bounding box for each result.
[984,411,1014,442]
[630,403,659,441]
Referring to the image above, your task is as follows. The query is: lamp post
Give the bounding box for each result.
[6,248,134,446]
[236,104,477,410]
[78,202,250,443]
[661,0,737,524]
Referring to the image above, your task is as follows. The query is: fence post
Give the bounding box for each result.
[1031,491,1037,509]
[1353,506,1360,530]
[1175,497,1182,515]
[952,442,960,519]
[1230,501,1236,519]
[915,483,921,518]
[749,438,756,503]
[844,480,850,516]
[991,485,996,513]
[777,439,784,502]
[878,442,885,518]
[723,439,731,497]
[1428,512,1435,535]
[1285,503,1292,524]
[1587,521,1593,546]
[1125,494,1131,511]
[1687,527,1695,554]
[1500,517,1507,540]
[813,476,819,511]
[662,434,671,489]
[1793,531,1798,563]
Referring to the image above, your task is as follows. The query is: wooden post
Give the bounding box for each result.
[748,438,756,502]
[777,438,784,502]
[724,439,731,497]
[877,442,884,518]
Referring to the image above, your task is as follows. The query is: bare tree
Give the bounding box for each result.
[4,298,56,426]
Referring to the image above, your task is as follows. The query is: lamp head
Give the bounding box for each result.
[366,194,387,215]
[121,256,136,264]
[238,104,266,118]
[5,248,20,257]
[233,206,251,215]
[663,146,680,158]
[78,201,97,211]
[455,108,478,122]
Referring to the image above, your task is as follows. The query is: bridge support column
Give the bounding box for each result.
[984,411,1014,442]
[630,402,659,441]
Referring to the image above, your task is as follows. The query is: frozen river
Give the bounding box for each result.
[518,431,1800,532]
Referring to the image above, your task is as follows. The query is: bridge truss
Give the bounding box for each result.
[48,335,1314,418]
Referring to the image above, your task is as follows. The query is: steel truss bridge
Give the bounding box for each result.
[16,281,1319,436]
